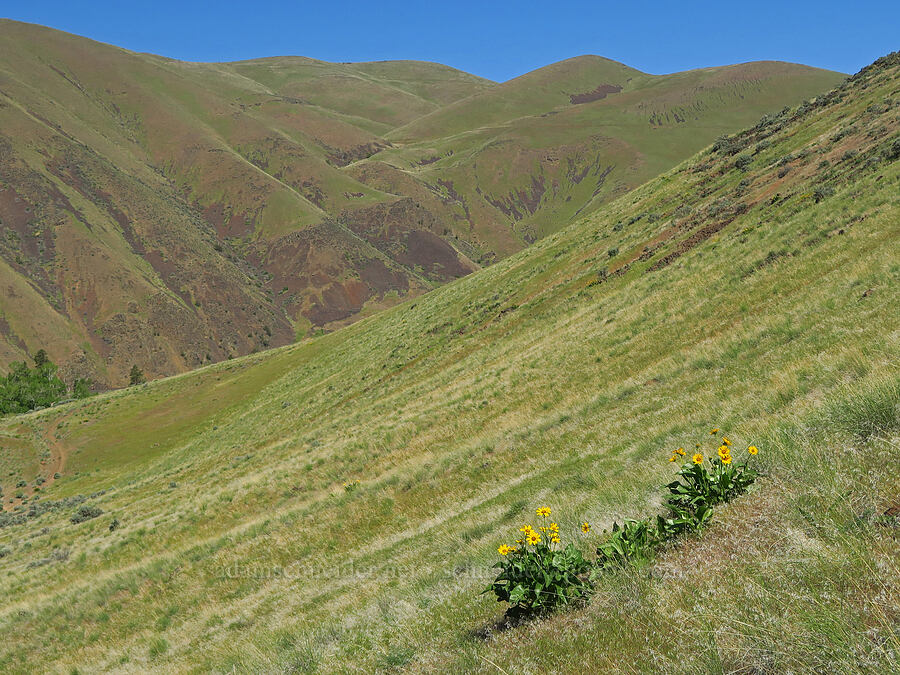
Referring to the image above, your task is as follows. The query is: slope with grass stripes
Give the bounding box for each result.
[0,53,897,672]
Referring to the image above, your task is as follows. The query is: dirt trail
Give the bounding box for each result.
[1,411,75,511]
[39,412,74,490]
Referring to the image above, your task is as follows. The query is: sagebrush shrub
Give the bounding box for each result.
[70,504,103,524]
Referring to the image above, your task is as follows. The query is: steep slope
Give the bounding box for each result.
[0,53,897,672]
[0,20,843,387]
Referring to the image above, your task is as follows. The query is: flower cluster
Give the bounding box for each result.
[680,431,758,467]
[669,447,686,462]
[486,505,592,616]
[489,428,762,619]
[504,507,563,551]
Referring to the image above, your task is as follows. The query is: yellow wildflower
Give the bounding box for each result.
[549,522,559,532]
[669,454,678,462]
[722,437,731,446]
[536,506,551,517]
[540,526,548,533]
[519,525,533,534]
[721,455,732,465]
[717,445,730,460]
[693,453,704,465]
[748,445,758,455]
[498,545,514,556]
[710,428,720,435]
[581,522,591,533]
[676,447,686,456]
[550,535,561,544]
[527,532,541,545]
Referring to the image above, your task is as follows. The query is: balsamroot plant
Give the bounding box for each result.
[485,507,591,618]
[595,518,663,570]
[596,435,759,570]
[665,434,759,518]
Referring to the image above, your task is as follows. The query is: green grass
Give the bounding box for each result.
[0,50,897,672]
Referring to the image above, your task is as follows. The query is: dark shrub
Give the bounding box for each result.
[814,186,835,203]
[70,505,103,524]
[886,138,900,161]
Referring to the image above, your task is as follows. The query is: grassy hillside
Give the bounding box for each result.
[0,51,897,672]
[0,20,844,386]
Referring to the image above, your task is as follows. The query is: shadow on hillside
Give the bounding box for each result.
[468,606,548,641]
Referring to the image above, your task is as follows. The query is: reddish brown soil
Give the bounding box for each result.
[340,198,475,282]
[569,84,623,105]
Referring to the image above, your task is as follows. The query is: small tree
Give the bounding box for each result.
[72,378,92,399]
[129,365,145,386]
[33,349,49,368]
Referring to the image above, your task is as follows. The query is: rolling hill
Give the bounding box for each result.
[0,19,844,386]
[0,49,897,672]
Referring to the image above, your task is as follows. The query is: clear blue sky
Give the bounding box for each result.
[3,1,898,81]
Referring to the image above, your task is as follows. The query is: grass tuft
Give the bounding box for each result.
[824,375,900,439]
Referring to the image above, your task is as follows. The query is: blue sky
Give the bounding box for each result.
[2,1,897,81]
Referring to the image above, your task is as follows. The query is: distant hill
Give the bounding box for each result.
[0,20,844,385]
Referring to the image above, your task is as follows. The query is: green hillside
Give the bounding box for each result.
[0,20,844,387]
[0,50,897,672]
